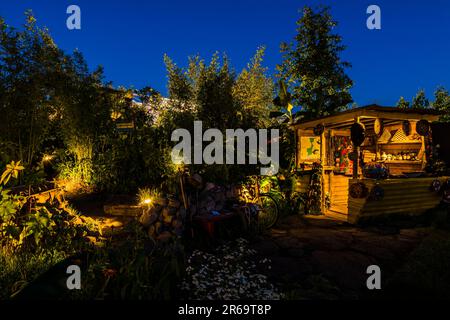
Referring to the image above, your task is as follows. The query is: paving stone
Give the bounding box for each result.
[311,250,376,290]
[252,240,280,256]
[274,236,305,250]
[286,248,305,258]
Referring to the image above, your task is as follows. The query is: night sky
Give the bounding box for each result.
[1,0,450,106]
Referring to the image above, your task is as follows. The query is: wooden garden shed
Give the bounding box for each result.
[291,104,448,224]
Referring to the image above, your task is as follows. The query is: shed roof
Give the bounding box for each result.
[291,104,441,130]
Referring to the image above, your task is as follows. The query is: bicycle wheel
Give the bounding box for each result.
[257,194,279,230]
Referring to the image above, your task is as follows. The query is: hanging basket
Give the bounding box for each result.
[416,120,430,136]
[402,120,411,136]
[351,123,366,147]
[349,182,369,199]
[313,123,325,136]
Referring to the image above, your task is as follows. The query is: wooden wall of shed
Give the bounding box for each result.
[348,177,447,224]
[323,171,350,221]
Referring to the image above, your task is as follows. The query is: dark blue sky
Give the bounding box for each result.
[1,0,450,106]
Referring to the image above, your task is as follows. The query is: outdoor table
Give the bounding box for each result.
[193,210,239,238]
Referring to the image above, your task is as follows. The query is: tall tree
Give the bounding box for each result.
[232,47,274,128]
[277,6,353,118]
[163,50,274,182]
[432,86,450,122]
[163,50,273,131]
[411,89,430,109]
[0,12,66,165]
[396,96,410,109]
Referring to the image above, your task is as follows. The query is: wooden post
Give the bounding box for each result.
[320,130,326,213]
[295,129,298,168]
[420,135,426,170]
[353,117,360,180]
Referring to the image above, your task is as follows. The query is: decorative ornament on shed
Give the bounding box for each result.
[350,122,366,146]
[402,120,411,136]
[349,182,369,199]
[430,179,442,193]
[443,189,450,204]
[442,179,450,204]
[313,123,325,136]
[368,185,385,201]
[416,119,430,136]
[373,118,383,136]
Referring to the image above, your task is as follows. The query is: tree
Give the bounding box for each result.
[396,96,410,109]
[411,89,430,109]
[432,86,450,122]
[163,50,274,183]
[232,47,274,128]
[0,12,66,166]
[277,6,353,118]
[163,49,273,131]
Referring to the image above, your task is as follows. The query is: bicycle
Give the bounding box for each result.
[238,175,279,231]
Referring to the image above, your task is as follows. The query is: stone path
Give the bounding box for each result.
[251,215,430,299]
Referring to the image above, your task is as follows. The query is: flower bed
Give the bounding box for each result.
[180,238,282,300]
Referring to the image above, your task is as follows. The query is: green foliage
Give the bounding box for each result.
[272,80,298,171]
[396,96,410,109]
[0,162,101,298]
[397,86,450,121]
[0,247,67,299]
[277,6,353,118]
[232,47,275,129]
[0,162,26,242]
[72,221,185,300]
[137,187,162,206]
[0,160,25,185]
[0,160,99,249]
[0,12,67,167]
[411,89,430,109]
[163,49,274,183]
[432,86,450,122]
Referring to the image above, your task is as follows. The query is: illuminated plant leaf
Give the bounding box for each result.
[0,160,25,185]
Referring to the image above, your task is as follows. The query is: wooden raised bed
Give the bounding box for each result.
[103,204,142,216]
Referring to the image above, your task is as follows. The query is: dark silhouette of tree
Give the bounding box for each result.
[277,6,353,118]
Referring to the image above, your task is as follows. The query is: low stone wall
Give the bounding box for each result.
[138,183,240,241]
[138,197,185,242]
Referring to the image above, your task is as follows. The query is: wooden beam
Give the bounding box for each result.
[353,117,360,180]
[291,109,440,130]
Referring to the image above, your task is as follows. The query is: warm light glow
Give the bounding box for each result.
[43,155,53,162]
[143,198,152,205]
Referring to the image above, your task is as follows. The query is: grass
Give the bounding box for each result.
[382,228,450,299]
[0,247,67,299]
